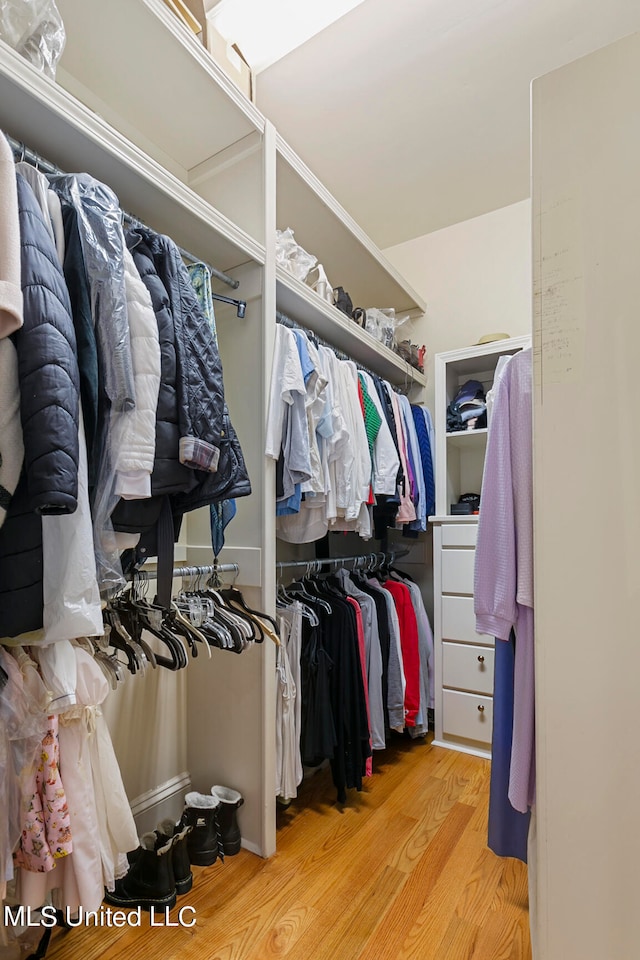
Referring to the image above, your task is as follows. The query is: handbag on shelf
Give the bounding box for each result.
[333,286,353,316]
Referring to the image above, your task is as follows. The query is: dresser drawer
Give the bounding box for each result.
[441,524,478,547]
[442,690,493,745]
[442,642,494,695]
[441,549,475,594]
[441,595,494,645]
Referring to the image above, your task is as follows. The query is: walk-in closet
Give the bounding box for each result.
[1,2,640,959]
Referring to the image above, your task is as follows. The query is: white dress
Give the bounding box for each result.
[275,605,303,802]
[0,648,48,897]
[47,646,138,913]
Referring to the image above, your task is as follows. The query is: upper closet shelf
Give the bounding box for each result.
[276,135,426,318]
[276,268,426,387]
[55,0,265,174]
[0,41,264,274]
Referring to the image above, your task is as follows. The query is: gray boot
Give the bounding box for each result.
[211,785,244,856]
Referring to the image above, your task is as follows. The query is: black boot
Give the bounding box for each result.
[157,820,193,895]
[105,832,176,910]
[211,785,244,856]
[180,792,224,867]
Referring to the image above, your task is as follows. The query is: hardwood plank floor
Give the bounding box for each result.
[45,735,531,960]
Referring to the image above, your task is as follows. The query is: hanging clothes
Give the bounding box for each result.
[268,319,434,543]
[365,577,406,733]
[276,560,434,803]
[474,347,534,861]
[0,173,82,641]
[13,714,73,874]
[275,602,304,803]
[0,134,24,342]
[0,647,49,897]
[187,261,218,344]
[337,569,385,752]
[13,644,139,914]
[381,578,420,728]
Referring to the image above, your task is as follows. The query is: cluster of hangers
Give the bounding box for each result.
[276,550,413,622]
[5,134,247,317]
[95,563,280,676]
[276,312,414,395]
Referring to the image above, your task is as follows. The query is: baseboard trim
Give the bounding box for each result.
[130,771,192,834]
[431,738,491,760]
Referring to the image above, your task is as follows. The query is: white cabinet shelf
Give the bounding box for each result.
[446,428,488,448]
[275,134,426,387]
[0,41,265,273]
[276,267,426,387]
[432,336,530,759]
[55,0,264,171]
[55,0,267,247]
[435,337,530,516]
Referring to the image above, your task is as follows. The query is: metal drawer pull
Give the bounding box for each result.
[477,704,485,712]
[477,655,485,663]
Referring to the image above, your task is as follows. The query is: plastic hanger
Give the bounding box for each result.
[221,584,280,632]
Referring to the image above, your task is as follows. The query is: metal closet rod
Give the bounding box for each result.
[276,310,405,390]
[133,562,239,580]
[276,548,410,572]
[5,133,240,292]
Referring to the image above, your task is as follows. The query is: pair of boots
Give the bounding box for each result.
[104,787,243,911]
[105,821,193,911]
[180,786,243,863]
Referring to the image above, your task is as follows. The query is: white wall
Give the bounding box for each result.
[532,32,640,960]
[384,199,532,412]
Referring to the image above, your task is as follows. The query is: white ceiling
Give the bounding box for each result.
[256,0,640,248]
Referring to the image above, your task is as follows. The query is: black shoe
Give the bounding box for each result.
[157,820,193,895]
[105,832,176,911]
[179,792,224,867]
[211,785,244,856]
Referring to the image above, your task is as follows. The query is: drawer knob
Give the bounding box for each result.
[477,655,485,663]
[477,704,485,712]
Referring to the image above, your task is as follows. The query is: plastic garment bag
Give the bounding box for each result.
[50,173,136,595]
[42,408,104,643]
[0,0,65,79]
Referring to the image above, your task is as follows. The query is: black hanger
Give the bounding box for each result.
[220,585,280,632]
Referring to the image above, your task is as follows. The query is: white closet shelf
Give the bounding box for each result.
[431,515,479,524]
[276,267,427,387]
[446,428,488,448]
[276,135,426,317]
[55,0,265,175]
[0,42,265,273]
[437,336,531,370]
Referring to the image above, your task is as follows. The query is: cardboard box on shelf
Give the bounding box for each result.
[171,0,254,102]
[162,0,203,36]
[205,22,254,102]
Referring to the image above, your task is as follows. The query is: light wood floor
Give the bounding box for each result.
[46,735,531,960]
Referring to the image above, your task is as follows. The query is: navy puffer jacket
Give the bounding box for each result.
[15,174,80,513]
[0,174,80,637]
[112,226,250,539]
[136,226,251,506]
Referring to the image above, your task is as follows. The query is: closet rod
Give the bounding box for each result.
[276,548,410,573]
[5,133,240,290]
[276,310,383,385]
[134,562,239,580]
